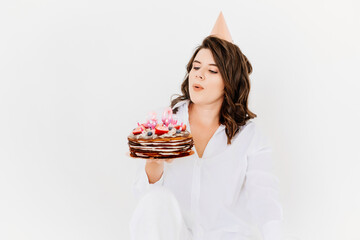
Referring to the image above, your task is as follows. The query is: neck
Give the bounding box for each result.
[188,99,222,126]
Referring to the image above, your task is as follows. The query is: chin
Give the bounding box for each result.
[189,95,208,105]
[190,92,224,106]
[189,92,202,104]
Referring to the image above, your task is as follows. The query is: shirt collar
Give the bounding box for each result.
[173,99,228,159]
[171,99,190,111]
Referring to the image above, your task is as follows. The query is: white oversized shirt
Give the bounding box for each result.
[132,99,284,240]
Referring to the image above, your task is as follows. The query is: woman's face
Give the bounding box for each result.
[188,48,225,105]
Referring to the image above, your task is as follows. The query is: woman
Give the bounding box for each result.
[130,36,283,240]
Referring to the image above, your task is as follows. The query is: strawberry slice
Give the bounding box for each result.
[155,125,169,135]
[181,124,186,131]
[132,127,143,135]
[137,123,147,130]
[174,125,181,130]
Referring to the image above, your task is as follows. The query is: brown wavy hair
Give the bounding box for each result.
[170,35,257,145]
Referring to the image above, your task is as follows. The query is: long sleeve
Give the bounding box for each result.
[132,159,165,200]
[244,125,284,240]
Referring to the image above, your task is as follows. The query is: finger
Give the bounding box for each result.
[146,158,164,164]
[146,158,157,163]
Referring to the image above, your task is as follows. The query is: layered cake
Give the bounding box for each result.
[127,107,194,159]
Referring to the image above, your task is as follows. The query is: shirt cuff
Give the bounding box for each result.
[132,160,165,200]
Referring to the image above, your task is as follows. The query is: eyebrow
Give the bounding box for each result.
[193,60,218,67]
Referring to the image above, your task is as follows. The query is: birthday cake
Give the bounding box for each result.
[127,107,194,159]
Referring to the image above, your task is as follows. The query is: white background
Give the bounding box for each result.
[1,0,359,239]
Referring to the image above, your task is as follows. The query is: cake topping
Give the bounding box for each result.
[129,107,189,139]
[155,125,169,135]
[132,127,143,135]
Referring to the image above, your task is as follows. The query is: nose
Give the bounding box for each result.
[196,72,204,80]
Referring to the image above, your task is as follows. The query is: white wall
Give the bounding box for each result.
[1,0,359,239]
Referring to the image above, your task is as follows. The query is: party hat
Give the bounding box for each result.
[210,11,233,43]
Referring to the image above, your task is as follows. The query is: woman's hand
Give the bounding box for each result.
[146,158,174,164]
[145,157,173,184]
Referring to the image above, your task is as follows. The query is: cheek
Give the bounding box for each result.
[211,78,225,93]
[188,71,195,81]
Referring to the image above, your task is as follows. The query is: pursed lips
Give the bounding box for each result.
[193,83,204,89]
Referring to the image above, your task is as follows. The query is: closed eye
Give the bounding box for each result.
[193,67,218,74]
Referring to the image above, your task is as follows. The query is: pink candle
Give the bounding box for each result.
[162,107,173,126]
[146,111,158,129]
